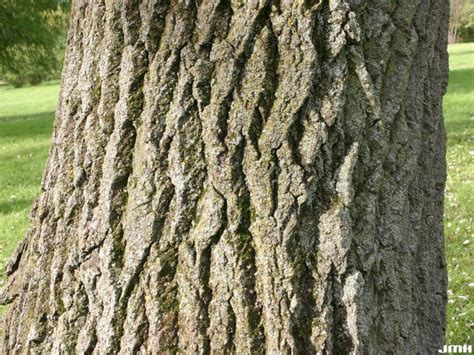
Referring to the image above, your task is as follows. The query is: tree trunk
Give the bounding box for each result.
[1,0,449,353]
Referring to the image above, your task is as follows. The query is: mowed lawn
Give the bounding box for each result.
[0,82,58,281]
[444,42,474,344]
[0,44,473,344]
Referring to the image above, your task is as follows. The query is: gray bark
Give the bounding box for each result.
[1,0,449,353]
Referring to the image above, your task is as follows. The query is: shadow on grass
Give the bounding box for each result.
[447,68,474,94]
[0,198,33,215]
[445,117,474,133]
[0,112,55,139]
[0,111,55,123]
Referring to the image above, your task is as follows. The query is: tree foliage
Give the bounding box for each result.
[0,0,69,86]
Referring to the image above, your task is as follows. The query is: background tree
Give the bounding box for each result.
[450,0,466,44]
[449,0,474,43]
[0,0,69,86]
[458,1,474,42]
[0,0,449,353]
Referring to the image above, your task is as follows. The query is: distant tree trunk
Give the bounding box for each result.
[1,0,449,353]
[449,0,465,44]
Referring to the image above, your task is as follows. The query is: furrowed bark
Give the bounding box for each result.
[1,0,449,353]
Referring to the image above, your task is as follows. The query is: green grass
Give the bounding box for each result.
[0,83,58,281]
[0,44,473,346]
[444,42,474,345]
